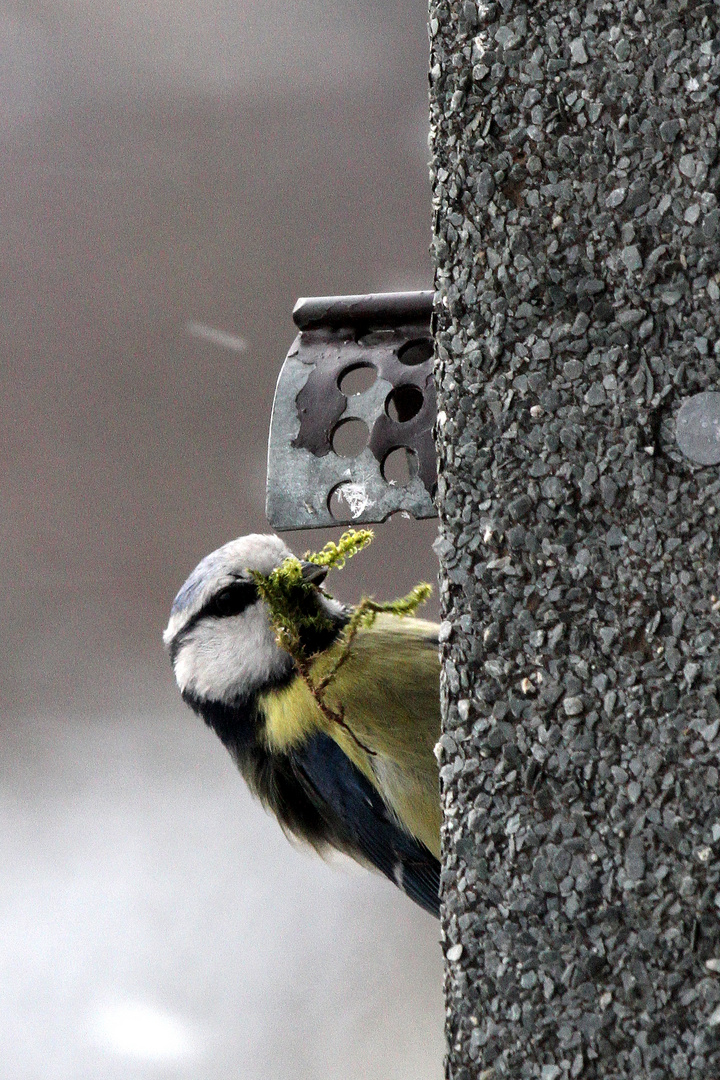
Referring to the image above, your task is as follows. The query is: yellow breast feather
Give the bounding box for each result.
[257,613,441,856]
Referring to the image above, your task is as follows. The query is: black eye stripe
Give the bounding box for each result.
[169,582,259,657]
[203,582,258,620]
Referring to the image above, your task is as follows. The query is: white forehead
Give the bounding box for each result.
[163,533,292,645]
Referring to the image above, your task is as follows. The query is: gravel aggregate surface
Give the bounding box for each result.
[429,1,720,1076]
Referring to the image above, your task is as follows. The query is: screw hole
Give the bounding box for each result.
[331,418,370,458]
[338,363,377,396]
[382,447,417,486]
[387,385,424,423]
[397,338,433,366]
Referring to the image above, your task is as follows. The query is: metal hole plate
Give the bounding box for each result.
[266,291,437,531]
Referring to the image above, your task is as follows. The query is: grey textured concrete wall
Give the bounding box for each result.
[429,1,720,1078]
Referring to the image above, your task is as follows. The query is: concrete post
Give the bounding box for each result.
[429,1,720,1077]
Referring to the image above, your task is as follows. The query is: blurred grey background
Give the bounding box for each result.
[0,2,443,1078]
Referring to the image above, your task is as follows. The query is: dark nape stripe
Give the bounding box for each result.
[182,690,262,752]
[183,689,343,851]
[182,685,440,917]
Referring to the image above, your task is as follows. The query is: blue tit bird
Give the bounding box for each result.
[163,534,441,917]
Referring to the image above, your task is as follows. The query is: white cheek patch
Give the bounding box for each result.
[172,604,291,703]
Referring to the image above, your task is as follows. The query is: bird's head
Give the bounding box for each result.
[163,533,339,708]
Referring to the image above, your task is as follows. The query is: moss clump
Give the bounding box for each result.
[305,529,374,570]
[252,529,431,752]
[251,529,374,664]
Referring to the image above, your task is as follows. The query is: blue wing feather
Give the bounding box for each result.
[290,733,440,918]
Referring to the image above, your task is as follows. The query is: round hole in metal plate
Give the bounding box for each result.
[397,338,433,366]
[338,363,377,396]
[328,487,345,520]
[386,385,424,423]
[331,418,370,458]
[328,482,372,520]
[382,447,418,486]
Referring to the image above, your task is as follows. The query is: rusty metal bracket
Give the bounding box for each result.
[266,291,438,531]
